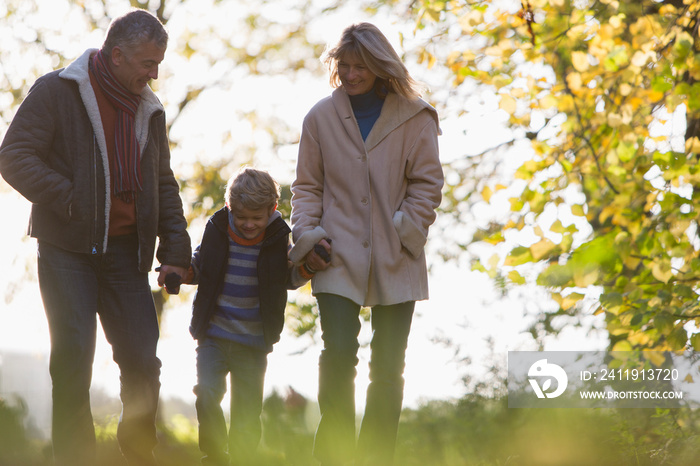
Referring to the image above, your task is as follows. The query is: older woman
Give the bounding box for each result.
[290,23,443,465]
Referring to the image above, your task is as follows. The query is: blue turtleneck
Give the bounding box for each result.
[349,90,385,141]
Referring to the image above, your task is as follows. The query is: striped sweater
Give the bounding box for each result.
[188,207,309,349]
[206,227,266,349]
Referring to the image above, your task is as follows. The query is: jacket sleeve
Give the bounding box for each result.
[154,116,192,268]
[286,239,310,289]
[392,114,444,258]
[290,115,329,263]
[0,78,73,222]
[186,244,202,285]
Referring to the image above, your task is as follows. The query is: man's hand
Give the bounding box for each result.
[156,265,187,294]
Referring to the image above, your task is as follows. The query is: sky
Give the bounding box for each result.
[0,0,611,437]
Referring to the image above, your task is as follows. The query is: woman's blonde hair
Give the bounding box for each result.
[225,167,280,211]
[323,22,423,100]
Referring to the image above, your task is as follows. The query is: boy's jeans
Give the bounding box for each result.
[195,337,268,466]
[313,293,414,466]
[37,236,161,466]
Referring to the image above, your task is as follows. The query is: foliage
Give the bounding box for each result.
[5,387,700,466]
[397,398,700,466]
[401,0,700,352]
[0,396,48,465]
[0,0,348,336]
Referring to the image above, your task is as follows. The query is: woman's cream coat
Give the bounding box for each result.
[290,88,444,306]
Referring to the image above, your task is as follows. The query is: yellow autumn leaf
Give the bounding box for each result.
[651,258,673,283]
[631,50,649,67]
[571,51,589,72]
[607,113,623,127]
[573,265,599,287]
[566,72,582,91]
[643,351,667,367]
[508,270,526,285]
[511,87,526,98]
[599,205,616,224]
[539,94,558,110]
[686,137,700,153]
[670,219,690,238]
[611,339,632,352]
[561,292,584,310]
[610,14,625,29]
[571,204,586,216]
[627,331,651,347]
[499,94,517,114]
[530,238,556,261]
[622,255,641,270]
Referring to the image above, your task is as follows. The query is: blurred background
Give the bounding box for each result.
[2,0,700,464]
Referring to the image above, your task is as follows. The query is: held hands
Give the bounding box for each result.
[305,238,332,274]
[156,265,188,294]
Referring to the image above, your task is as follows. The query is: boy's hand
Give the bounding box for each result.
[305,239,332,273]
[156,265,187,294]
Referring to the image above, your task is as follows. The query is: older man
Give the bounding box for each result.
[0,9,190,466]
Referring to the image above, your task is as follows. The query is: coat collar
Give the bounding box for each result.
[331,87,440,151]
[59,48,164,157]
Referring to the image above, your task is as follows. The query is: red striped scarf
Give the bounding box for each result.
[90,50,142,202]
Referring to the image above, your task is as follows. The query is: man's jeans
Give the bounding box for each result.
[313,293,414,466]
[194,337,268,466]
[37,236,161,466]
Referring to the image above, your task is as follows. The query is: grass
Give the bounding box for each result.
[2,390,700,465]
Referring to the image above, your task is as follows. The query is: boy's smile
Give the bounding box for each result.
[229,204,273,240]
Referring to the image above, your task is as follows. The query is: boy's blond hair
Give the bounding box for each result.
[225,167,280,211]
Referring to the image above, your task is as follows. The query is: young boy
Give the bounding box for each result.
[182,167,329,465]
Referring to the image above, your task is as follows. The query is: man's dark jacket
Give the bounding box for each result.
[189,207,297,350]
[0,48,191,270]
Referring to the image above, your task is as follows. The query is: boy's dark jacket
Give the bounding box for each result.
[189,206,296,349]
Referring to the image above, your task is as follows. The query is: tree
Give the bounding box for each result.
[404,0,700,352]
[0,0,352,334]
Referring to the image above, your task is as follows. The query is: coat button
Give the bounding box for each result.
[362,241,370,248]
[361,198,368,205]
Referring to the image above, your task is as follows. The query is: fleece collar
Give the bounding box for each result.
[59,48,164,160]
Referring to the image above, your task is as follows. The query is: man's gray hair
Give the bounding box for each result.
[102,9,168,57]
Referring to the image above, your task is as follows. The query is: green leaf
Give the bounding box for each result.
[508,270,526,285]
[668,325,688,350]
[654,313,674,335]
[504,246,534,266]
[600,292,624,312]
[537,263,573,287]
[691,333,700,352]
[651,75,674,93]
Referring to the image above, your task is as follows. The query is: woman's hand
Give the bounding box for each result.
[305,238,332,273]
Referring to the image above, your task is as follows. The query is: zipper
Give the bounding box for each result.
[135,114,155,266]
[91,134,99,254]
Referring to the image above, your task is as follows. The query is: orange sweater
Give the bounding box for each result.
[89,66,137,236]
